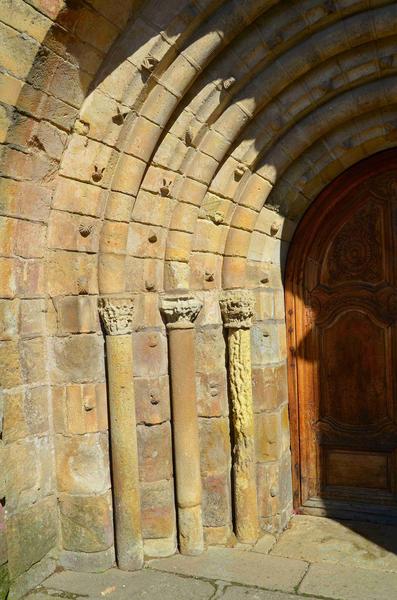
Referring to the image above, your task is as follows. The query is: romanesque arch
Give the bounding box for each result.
[1,1,397,596]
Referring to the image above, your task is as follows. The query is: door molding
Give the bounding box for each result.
[285,148,397,511]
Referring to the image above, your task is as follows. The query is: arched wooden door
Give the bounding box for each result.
[286,149,397,521]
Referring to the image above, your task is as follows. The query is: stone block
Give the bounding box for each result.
[144,536,177,558]
[0,23,39,79]
[52,383,108,435]
[137,422,173,482]
[255,412,281,462]
[251,323,280,366]
[0,258,18,298]
[124,256,164,294]
[6,436,54,514]
[3,386,49,444]
[59,492,113,553]
[132,331,168,378]
[17,259,45,299]
[195,327,226,373]
[252,365,288,412]
[48,210,99,253]
[48,250,98,296]
[55,432,110,495]
[7,496,58,579]
[257,462,280,527]
[196,371,228,418]
[20,337,47,384]
[204,525,233,546]
[0,299,19,340]
[100,220,129,254]
[202,473,232,527]
[141,479,176,539]
[0,341,22,389]
[125,116,162,162]
[52,177,105,218]
[104,191,133,222]
[20,299,46,337]
[98,253,126,295]
[54,296,99,334]
[135,375,170,425]
[59,548,115,574]
[199,417,231,476]
[51,334,105,384]
[112,153,146,196]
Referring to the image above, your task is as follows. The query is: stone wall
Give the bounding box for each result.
[1,0,397,597]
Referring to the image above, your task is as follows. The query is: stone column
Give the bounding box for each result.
[220,290,259,544]
[161,295,204,555]
[98,297,143,570]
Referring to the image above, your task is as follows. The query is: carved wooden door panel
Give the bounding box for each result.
[286,150,397,519]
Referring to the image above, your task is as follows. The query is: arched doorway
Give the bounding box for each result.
[285,148,397,522]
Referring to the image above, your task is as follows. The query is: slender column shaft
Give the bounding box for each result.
[98,297,143,570]
[161,296,204,555]
[220,290,259,544]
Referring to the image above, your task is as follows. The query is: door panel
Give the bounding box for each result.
[286,149,397,520]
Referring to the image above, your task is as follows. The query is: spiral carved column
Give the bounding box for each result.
[220,290,259,544]
[98,297,143,571]
[161,295,204,555]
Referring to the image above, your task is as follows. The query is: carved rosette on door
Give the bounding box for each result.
[286,150,397,521]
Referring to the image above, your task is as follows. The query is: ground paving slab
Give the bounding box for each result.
[23,516,397,600]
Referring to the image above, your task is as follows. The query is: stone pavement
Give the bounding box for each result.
[24,516,397,600]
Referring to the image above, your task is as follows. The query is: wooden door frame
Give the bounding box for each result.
[284,148,397,510]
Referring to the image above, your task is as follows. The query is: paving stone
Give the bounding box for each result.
[42,568,214,599]
[149,548,307,592]
[271,515,397,572]
[299,562,397,600]
[222,586,319,600]
[252,534,277,555]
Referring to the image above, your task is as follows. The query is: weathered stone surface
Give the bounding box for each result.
[7,497,58,579]
[144,536,176,558]
[0,564,9,600]
[141,479,175,539]
[59,548,115,574]
[51,334,105,384]
[222,588,318,600]
[55,432,110,495]
[132,331,168,377]
[41,569,214,600]
[199,417,231,476]
[272,515,397,572]
[202,473,232,527]
[6,435,54,513]
[134,375,170,425]
[196,370,228,418]
[137,422,173,482]
[299,563,397,600]
[9,555,56,600]
[0,341,22,389]
[257,462,280,530]
[3,386,49,443]
[255,411,281,462]
[52,383,108,435]
[59,492,114,553]
[252,365,288,413]
[149,548,307,592]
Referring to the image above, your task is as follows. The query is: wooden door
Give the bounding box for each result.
[286,150,397,521]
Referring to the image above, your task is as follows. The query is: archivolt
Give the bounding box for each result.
[2,0,397,297]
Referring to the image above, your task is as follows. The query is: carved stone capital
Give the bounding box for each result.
[161,295,202,330]
[219,290,255,329]
[98,297,134,336]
